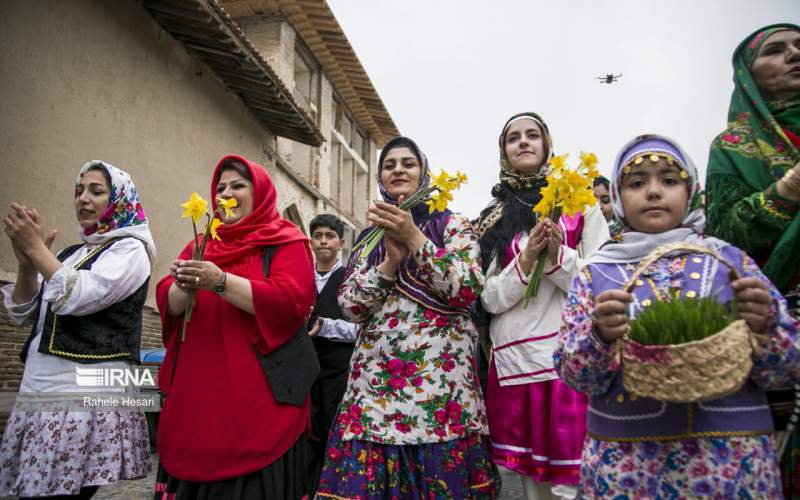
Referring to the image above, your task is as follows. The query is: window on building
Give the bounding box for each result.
[352,131,364,161]
[341,225,355,263]
[340,115,352,145]
[330,142,341,203]
[354,170,368,223]
[293,47,318,116]
[282,204,305,234]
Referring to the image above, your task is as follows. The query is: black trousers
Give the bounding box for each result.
[307,345,352,496]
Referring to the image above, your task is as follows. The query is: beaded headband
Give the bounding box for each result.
[621,152,689,180]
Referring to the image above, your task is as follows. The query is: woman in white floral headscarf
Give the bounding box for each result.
[0,160,154,499]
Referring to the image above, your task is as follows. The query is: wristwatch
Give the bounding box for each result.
[213,271,227,295]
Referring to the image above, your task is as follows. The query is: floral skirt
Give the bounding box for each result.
[579,435,782,499]
[0,408,151,497]
[316,421,500,499]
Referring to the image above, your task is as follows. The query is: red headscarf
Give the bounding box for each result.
[156,155,316,481]
[203,154,309,266]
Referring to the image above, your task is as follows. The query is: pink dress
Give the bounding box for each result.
[481,209,609,485]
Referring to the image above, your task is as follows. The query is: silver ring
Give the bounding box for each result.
[195,276,200,284]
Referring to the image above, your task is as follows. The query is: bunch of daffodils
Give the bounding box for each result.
[523,152,599,305]
[353,170,468,260]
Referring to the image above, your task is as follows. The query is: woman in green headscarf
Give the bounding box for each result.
[706,23,800,292]
[705,22,800,498]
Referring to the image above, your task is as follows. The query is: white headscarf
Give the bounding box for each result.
[587,134,726,264]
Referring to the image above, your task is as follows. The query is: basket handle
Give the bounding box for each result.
[622,242,741,293]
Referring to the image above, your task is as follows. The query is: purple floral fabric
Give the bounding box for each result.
[0,408,151,496]
[581,436,781,499]
[317,419,500,499]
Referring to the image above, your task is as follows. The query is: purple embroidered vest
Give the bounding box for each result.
[586,245,774,442]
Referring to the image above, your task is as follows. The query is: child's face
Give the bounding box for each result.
[311,226,344,262]
[618,158,689,234]
[592,183,613,222]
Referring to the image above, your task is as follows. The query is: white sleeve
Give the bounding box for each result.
[44,238,151,316]
[480,253,529,315]
[1,279,43,326]
[318,317,360,342]
[543,205,611,293]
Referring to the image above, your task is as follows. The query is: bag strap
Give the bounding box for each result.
[261,246,277,278]
[169,246,280,394]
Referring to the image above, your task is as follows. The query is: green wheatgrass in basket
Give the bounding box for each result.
[628,295,738,346]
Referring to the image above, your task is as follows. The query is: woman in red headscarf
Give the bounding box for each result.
[153,155,316,499]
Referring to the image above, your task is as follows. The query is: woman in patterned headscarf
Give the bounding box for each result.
[317,137,500,499]
[705,23,800,497]
[476,113,608,499]
[706,23,800,294]
[1,160,154,498]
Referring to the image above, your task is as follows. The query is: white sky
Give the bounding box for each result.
[328,0,799,219]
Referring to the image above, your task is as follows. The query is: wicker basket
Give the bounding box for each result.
[619,242,757,403]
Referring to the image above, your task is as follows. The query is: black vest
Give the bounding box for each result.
[312,266,355,368]
[315,267,346,321]
[20,238,148,364]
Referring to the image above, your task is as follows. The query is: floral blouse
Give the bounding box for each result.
[337,213,487,445]
[554,249,800,498]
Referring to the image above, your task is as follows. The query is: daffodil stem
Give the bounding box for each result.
[198,213,212,257]
[182,212,213,341]
[191,219,200,258]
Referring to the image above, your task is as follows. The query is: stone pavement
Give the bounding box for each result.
[92,453,526,499]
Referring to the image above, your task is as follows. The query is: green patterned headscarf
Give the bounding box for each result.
[707,23,800,291]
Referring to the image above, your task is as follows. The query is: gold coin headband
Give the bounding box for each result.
[621,152,689,179]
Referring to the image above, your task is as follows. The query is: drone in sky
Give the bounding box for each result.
[597,73,623,84]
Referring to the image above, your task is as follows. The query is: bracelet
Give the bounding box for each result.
[213,271,227,295]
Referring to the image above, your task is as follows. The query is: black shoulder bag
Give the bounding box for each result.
[254,246,321,406]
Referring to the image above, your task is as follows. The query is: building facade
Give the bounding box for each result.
[0,0,397,425]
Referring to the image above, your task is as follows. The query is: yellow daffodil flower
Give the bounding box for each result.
[579,151,598,169]
[560,186,597,217]
[425,189,453,213]
[425,193,439,213]
[209,217,223,240]
[181,192,208,224]
[534,184,556,217]
[430,170,453,191]
[217,197,238,218]
[454,170,469,188]
[549,153,569,172]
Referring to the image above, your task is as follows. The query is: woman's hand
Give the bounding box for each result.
[544,218,563,265]
[368,197,427,252]
[308,317,323,337]
[377,235,408,277]
[777,161,800,202]
[731,276,773,334]
[4,203,56,256]
[518,219,548,273]
[594,289,634,343]
[171,259,223,292]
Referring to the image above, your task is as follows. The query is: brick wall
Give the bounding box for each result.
[0,286,164,435]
